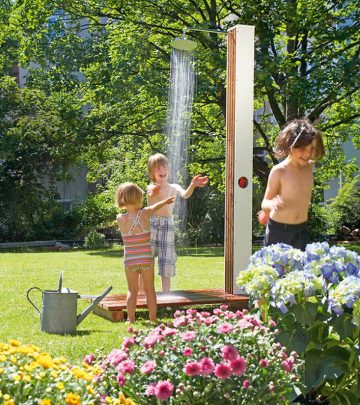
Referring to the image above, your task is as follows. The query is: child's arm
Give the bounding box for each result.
[261,167,284,213]
[116,213,126,234]
[143,196,176,215]
[178,174,209,199]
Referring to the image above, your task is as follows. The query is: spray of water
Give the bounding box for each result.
[165,49,195,233]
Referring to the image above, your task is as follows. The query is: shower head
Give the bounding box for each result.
[170,27,227,51]
[170,36,198,51]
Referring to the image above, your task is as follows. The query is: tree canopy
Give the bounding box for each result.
[1,0,359,241]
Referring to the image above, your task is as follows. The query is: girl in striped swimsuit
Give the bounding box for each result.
[115,182,175,323]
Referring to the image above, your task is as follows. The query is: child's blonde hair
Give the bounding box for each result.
[275,118,325,160]
[147,153,169,182]
[115,182,143,208]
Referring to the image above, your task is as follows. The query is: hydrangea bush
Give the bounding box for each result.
[237,242,360,404]
[0,340,134,405]
[87,306,304,404]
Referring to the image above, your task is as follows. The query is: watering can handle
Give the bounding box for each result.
[27,287,43,314]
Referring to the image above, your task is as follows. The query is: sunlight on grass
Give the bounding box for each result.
[0,245,224,363]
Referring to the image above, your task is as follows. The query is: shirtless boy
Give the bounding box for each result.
[261,118,325,250]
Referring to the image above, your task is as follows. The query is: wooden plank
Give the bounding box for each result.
[92,289,249,322]
[225,27,237,294]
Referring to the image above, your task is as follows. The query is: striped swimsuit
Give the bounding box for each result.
[122,210,153,271]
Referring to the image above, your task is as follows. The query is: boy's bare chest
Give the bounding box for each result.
[281,169,313,196]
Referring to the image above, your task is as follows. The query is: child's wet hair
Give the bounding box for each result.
[274,118,325,159]
[115,182,144,208]
[148,153,169,182]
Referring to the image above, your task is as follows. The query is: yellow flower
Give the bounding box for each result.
[36,353,54,368]
[65,392,81,405]
[105,397,112,404]
[23,374,31,382]
[50,370,58,379]
[8,339,21,347]
[12,373,21,382]
[10,355,17,363]
[91,365,102,375]
[4,400,15,405]
[86,386,95,395]
[39,399,52,405]
[56,382,64,390]
[0,354,6,361]
[0,367,3,374]
[119,393,128,404]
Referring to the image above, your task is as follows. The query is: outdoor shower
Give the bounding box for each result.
[168,25,254,294]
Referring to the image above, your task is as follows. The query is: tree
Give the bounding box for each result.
[4,0,359,240]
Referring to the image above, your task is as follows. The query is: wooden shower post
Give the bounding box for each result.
[225,25,254,293]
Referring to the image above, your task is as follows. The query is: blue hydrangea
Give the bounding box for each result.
[328,276,360,316]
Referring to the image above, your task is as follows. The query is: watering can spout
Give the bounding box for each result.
[76,286,112,326]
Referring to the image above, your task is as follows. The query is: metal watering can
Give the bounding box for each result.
[27,272,112,334]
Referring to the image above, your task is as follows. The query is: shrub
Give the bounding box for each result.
[328,175,360,236]
[88,306,304,404]
[237,242,360,404]
[84,230,108,249]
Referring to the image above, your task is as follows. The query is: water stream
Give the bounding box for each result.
[165,49,195,234]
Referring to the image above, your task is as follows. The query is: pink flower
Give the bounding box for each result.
[173,316,188,327]
[259,358,268,367]
[200,357,215,375]
[280,351,288,360]
[230,357,247,376]
[121,337,135,350]
[183,361,202,376]
[204,317,215,325]
[220,304,229,310]
[141,360,156,374]
[239,319,253,329]
[200,311,211,317]
[180,331,196,341]
[107,349,128,366]
[83,353,95,365]
[163,328,177,337]
[224,311,235,319]
[155,381,174,401]
[214,363,232,379]
[282,358,294,373]
[145,382,157,396]
[183,347,193,357]
[118,359,135,374]
[243,379,251,389]
[217,323,234,333]
[116,372,126,386]
[221,345,239,361]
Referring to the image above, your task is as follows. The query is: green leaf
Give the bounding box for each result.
[330,313,357,340]
[276,326,308,354]
[329,390,359,405]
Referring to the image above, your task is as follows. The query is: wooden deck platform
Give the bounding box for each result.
[93,289,249,322]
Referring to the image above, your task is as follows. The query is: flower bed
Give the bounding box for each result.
[0,340,134,405]
[237,242,360,404]
[88,306,304,404]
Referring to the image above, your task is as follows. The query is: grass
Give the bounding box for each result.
[0,245,224,364]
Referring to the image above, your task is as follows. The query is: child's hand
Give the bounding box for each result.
[191,174,209,188]
[257,210,270,225]
[148,184,160,196]
[165,196,176,205]
[272,195,285,211]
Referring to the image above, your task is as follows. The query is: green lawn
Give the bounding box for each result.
[0,245,224,363]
